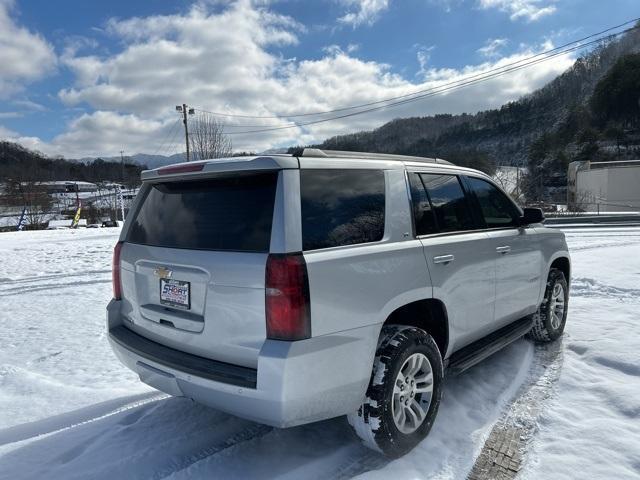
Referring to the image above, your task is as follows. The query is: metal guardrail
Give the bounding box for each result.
[544,214,640,225]
[546,222,640,229]
[544,214,640,228]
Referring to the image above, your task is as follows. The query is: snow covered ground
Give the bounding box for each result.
[0,226,638,479]
[520,227,640,480]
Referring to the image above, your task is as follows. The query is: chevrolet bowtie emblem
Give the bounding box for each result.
[154,266,172,279]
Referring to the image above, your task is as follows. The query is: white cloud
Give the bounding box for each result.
[415,44,436,77]
[478,0,557,22]
[4,1,575,158]
[322,43,361,56]
[59,1,302,117]
[0,111,176,158]
[51,111,174,158]
[0,124,58,156]
[337,0,389,27]
[0,124,19,138]
[419,40,570,103]
[11,99,47,112]
[0,0,56,98]
[477,38,508,58]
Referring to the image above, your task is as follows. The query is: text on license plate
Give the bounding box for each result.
[160,278,190,309]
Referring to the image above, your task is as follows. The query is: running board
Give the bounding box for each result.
[446,317,533,376]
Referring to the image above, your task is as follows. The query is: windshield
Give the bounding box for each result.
[127,172,278,252]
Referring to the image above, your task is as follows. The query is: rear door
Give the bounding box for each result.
[407,171,497,351]
[119,171,279,369]
[464,175,543,326]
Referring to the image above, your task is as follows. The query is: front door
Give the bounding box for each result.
[464,176,542,326]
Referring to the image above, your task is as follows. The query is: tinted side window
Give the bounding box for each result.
[466,177,519,228]
[421,174,474,233]
[301,169,385,250]
[127,172,277,251]
[408,173,437,235]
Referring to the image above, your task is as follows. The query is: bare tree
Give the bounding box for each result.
[189,113,233,160]
[493,166,526,204]
[567,189,593,213]
[4,181,53,227]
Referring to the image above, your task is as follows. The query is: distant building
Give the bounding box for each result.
[568,160,640,212]
[46,218,87,229]
[39,181,98,194]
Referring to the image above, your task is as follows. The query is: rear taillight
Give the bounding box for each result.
[265,253,311,341]
[112,241,123,300]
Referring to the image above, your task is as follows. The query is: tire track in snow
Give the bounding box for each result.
[321,449,387,480]
[0,279,110,297]
[152,424,273,480]
[0,269,110,286]
[467,340,563,480]
[1,399,276,480]
[570,277,640,300]
[566,239,640,251]
[0,392,166,447]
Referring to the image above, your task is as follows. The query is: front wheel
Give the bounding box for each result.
[348,325,443,458]
[528,268,569,342]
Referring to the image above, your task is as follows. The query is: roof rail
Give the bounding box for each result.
[300,148,453,165]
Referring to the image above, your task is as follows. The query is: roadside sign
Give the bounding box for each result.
[71,201,82,228]
[16,207,27,231]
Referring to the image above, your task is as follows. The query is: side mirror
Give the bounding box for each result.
[520,207,544,226]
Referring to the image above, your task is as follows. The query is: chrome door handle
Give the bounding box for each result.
[496,246,511,254]
[433,254,455,264]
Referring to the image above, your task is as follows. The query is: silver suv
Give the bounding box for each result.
[107,149,570,457]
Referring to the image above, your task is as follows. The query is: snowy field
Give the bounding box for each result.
[0,226,638,479]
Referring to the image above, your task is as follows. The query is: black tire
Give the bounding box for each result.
[528,268,569,342]
[347,325,443,458]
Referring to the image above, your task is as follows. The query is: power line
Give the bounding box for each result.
[151,117,181,156]
[222,28,633,135]
[194,17,639,122]
[161,119,184,157]
[163,129,182,157]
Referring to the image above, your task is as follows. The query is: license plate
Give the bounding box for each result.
[160,279,190,309]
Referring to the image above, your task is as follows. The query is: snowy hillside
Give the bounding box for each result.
[78,153,186,170]
[0,227,639,479]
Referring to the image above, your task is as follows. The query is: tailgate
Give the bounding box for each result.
[118,171,278,369]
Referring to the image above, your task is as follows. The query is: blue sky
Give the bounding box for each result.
[0,0,637,157]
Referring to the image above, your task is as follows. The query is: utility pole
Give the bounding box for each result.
[176,104,195,162]
[116,184,125,222]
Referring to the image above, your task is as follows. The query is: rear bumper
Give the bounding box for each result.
[110,325,257,388]
[107,299,380,427]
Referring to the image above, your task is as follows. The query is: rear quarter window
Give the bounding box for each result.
[300,169,385,251]
[127,172,278,252]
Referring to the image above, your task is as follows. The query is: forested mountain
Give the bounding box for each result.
[0,141,146,186]
[78,152,186,170]
[317,25,640,200]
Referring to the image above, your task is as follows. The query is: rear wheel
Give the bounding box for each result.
[348,325,443,458]
[528,268,569,342]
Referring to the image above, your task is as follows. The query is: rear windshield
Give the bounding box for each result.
[127,172,278,252]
